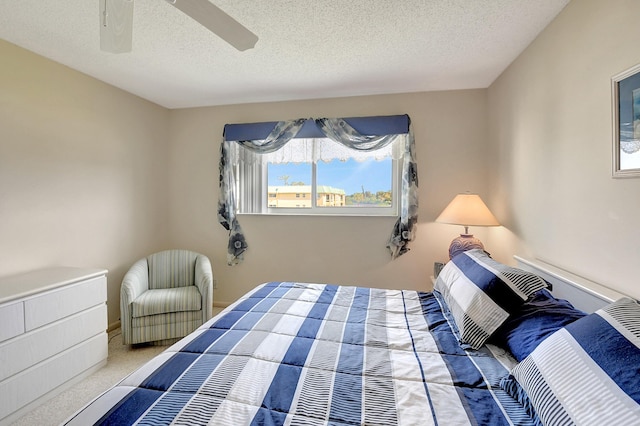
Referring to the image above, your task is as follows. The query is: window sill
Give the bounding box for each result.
[237,212,398,218]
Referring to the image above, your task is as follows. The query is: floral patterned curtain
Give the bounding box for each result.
[218,116,418,265]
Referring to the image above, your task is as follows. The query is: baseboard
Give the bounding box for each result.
[107,320,121,333]
[213,301,230,308]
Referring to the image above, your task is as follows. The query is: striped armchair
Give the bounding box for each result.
[120,250,213,345]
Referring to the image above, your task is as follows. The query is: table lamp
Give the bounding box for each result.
[436,193,500,259]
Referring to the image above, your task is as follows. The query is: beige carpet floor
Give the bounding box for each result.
[13,310,223,425]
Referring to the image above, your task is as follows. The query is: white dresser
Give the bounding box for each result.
[0,267,108,425]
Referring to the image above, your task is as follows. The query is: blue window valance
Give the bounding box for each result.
[224,115,411,141]
[218,114,418,265]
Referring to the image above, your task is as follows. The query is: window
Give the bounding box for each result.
[218,115,418,264]
[237,137,400,216]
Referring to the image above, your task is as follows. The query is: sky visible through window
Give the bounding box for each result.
[267,158,392,195]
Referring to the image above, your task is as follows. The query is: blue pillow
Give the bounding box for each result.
[502,297,640,425]
[434,249,548,349]
[489,288,586,361]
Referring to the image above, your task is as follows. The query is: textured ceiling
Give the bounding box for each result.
[0,0,570,109]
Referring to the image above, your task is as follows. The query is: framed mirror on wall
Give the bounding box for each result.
[612,63,640,178]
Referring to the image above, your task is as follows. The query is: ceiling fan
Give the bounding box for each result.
[99,0,258,53]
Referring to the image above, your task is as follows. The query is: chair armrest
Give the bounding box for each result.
[120,258,149,344]
[121,259,149,304]
[195,254,214,320]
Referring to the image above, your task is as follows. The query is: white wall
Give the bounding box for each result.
[0,40,172,325]
[488,0,640,299]
[167,91,493,305]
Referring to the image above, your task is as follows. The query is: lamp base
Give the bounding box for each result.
[448,234,485,260]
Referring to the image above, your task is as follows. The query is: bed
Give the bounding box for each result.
[64,250,640,425]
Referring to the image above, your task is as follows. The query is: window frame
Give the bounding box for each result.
[237,150,400,217]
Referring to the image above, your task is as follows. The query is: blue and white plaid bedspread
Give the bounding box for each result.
[65,282,532,425]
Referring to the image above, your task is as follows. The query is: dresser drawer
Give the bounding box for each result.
[0,267,108,425]
[0,332,107,421]
[0,302,24,344]
[24,275,107,331]
[0,304,107,382]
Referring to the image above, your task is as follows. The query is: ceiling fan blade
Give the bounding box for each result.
[100,0,134,53]
[166,0,258,51]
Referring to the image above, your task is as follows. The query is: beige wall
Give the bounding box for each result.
[7,0,636,322]
[1,37,494,323]
[487,0,640,299]
[0,40,172,325]
[0,37,493,319]
[167,91,492,305]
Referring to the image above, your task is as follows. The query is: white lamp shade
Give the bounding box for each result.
[436,193,499,259]
[435,193,499,227]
